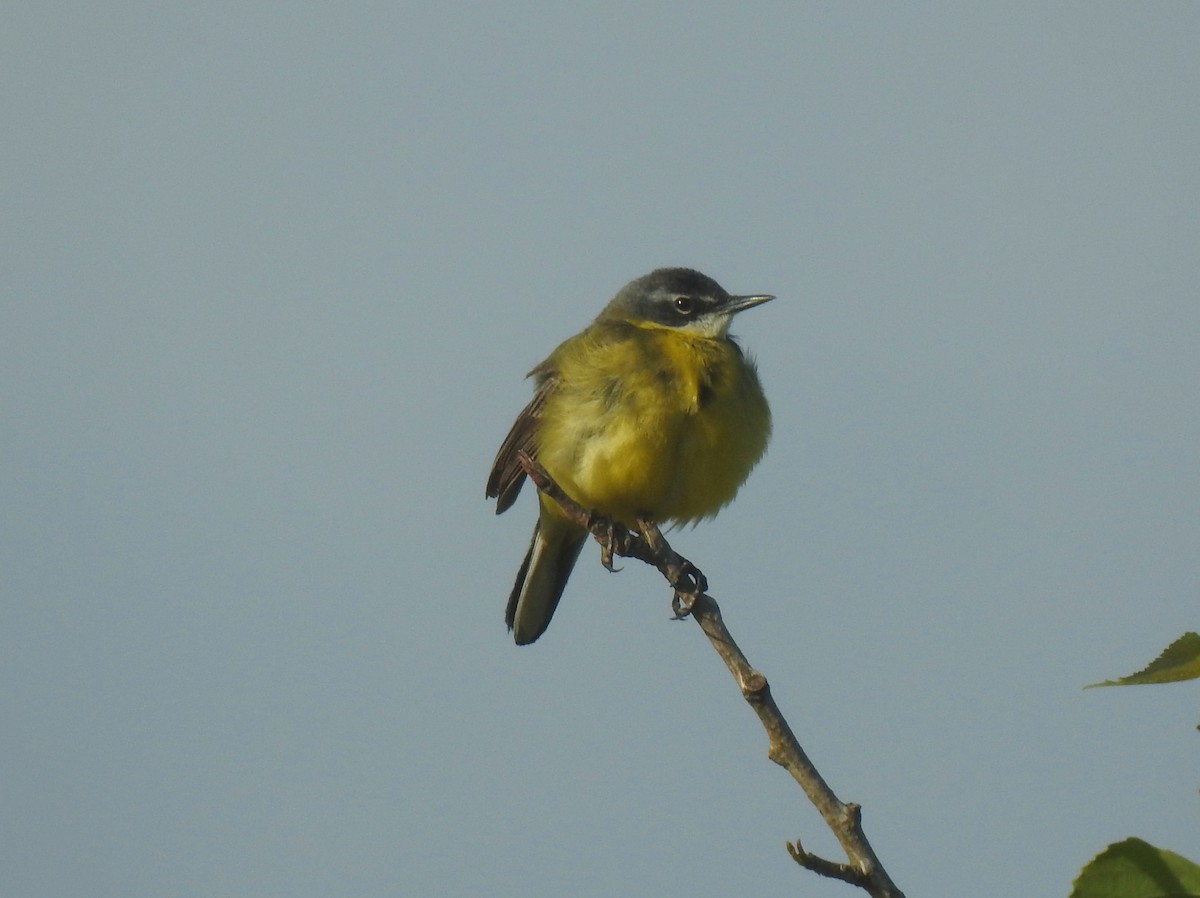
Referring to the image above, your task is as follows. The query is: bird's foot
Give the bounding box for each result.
[635,518,706,619]
[595,519,624,573]
[669,560,707,619]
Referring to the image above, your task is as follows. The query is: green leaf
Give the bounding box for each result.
[1087,632,1200,688]
[1070,837,1200,898]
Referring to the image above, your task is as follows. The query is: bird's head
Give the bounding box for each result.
[601,268,774,338]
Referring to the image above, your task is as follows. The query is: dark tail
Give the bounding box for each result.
[506,517,587,645]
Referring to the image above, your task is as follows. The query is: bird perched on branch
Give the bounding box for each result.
[487,267,773,644]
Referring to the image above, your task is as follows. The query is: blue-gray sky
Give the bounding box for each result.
[4,4,1198,896]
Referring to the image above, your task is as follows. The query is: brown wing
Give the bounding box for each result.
[486,371,557,515]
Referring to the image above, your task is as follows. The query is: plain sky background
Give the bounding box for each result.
[4,3,1198,897]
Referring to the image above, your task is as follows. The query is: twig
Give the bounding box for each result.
[516,451,905,898]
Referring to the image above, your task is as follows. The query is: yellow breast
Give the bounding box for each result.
[534,321,770,526]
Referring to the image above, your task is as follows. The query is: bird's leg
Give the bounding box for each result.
[584,509,625,573]
[636,517,666,554]
[599,521,624,573]
[636,518,707,619]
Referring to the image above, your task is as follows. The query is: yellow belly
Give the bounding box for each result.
[534,322,770,526]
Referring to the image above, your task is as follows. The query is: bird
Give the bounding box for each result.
[486,267,773,644]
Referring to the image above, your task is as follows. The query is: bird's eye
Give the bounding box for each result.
[673,296,694,315]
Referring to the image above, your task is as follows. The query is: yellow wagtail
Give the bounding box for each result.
[487,267,773,644]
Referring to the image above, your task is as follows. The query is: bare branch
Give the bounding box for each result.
[516,452,905,898]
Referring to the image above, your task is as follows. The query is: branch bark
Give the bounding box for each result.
[517,451,905,898]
